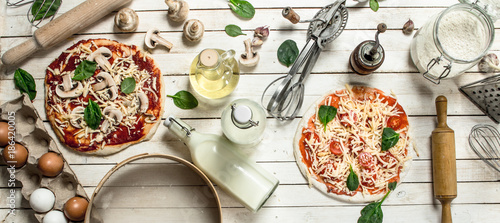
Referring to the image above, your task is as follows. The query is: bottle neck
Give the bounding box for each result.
[166,117,196,143]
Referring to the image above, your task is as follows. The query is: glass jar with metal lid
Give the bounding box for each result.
[410,0,499,84]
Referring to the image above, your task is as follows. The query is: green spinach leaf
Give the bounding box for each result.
[358,181,397,223]
[84,99,102,130]
[370,0,379,12]
[167,91,198,109]
[31,0,61,21]
[120,77,136,94]
[14,68,37,100]
[358,202,383,223]
[318,105,337,131]
[225,24,246,37]
[381,127,400,151]
[347,165,359,191]
[277,40,299,67]
[73,60,97,81]
[228,0,255,19]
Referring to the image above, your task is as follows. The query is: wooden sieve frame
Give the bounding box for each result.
[84,153,223,223]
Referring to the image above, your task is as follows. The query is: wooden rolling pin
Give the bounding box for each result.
[432,95,457,223]
[1,0,132,66]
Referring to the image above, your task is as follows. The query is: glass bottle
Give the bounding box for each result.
[221,99,267,147]
[164,116,279,212]
[189,48,240,99]
[410,1,498,84]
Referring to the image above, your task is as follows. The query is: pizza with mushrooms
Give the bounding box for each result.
[45,39,164,155]
[294,85,412,202]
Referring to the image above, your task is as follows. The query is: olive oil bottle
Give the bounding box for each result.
[189,49,239,99]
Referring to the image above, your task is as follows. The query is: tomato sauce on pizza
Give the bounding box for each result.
[45,39,164,155]
[296,86,411,198]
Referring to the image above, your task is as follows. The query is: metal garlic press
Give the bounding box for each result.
[262,0,348,121]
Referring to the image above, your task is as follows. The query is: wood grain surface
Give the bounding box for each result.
[1,0,499,222]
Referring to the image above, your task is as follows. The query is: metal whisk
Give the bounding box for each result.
[6,0,62,27]
[468,124,500,172]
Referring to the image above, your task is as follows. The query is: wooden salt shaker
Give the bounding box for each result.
[431,96,457,223]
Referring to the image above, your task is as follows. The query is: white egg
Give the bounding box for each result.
[43,210,68,223]
[30,188,55,213]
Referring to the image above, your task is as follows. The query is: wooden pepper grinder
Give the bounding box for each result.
[432,96,457,223]
[350,23,387,75]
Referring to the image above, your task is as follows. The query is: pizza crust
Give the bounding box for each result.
[293,86,413,203]
[45,39,164,155]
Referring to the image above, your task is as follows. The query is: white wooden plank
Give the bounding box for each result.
[6,7,500,37]
[3,0,458,16]
[2,204,497,223]
[3,158,499,189]
[2,181,497,209]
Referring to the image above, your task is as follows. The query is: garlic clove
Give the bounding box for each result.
[254,25,270,39]
[478,53,500,73]
[251,37,263,47]
[402,19,414,35]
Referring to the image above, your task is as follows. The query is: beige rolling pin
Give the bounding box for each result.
[1,0,132,66]
[432,95,457,223]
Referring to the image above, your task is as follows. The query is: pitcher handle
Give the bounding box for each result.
[221,49,235,61]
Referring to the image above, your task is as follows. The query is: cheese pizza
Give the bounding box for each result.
[294,85,412,202]
[45,39,164,155]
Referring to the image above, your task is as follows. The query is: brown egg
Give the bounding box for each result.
[2,143,28,168]
[37,152,64,177]
[0,122,11,147]
[64,196,89,221]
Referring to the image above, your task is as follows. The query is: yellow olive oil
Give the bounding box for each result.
[189,49,240,99]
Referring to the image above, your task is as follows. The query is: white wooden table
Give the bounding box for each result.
[1,0,500,222]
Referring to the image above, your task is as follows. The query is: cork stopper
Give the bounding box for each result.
[199,49,219,67]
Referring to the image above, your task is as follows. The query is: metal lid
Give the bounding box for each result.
[459,0,500,21]
[233,105,252,124]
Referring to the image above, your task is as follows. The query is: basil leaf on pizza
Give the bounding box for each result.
[121,77,136,94]
[388,181,397,191]
[318,105,337,131]
[84,99,102,130]
[167,91,198,109]
[14,68,37,100]
[347,165,359,191]
[381,127,399,151]
[73,60,97,81]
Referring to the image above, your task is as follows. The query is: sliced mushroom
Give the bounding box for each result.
[101,107,123,133]
[183,19,204,42]
[109,86,119,101]
[115,8,139,32]
[165,0,189,22]
[92,72,116,91]
[145,28,173,50]
[137,92,149,114]
[70,106,85,129]
[239,38,260,67]
[88,47,113,72]
[56,74,84,98]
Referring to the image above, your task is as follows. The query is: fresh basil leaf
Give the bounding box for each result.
[228,0,255,19]
[120,77,136,94]
[84,99,102,130]
[318,105,337,131]
[167,91,198,109]
[31,0,61,21]
[388,181,397,191]
[358,202,383,223]
[347,165,360,191]
[277,39,299,67]
[370,0,379,12]
[225,24,246,37]
[14,68,37,100]
[73,60,97,81]
[381,127,400,151]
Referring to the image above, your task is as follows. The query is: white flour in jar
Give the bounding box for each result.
[437,10,487,61]
[410,8,490,79]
